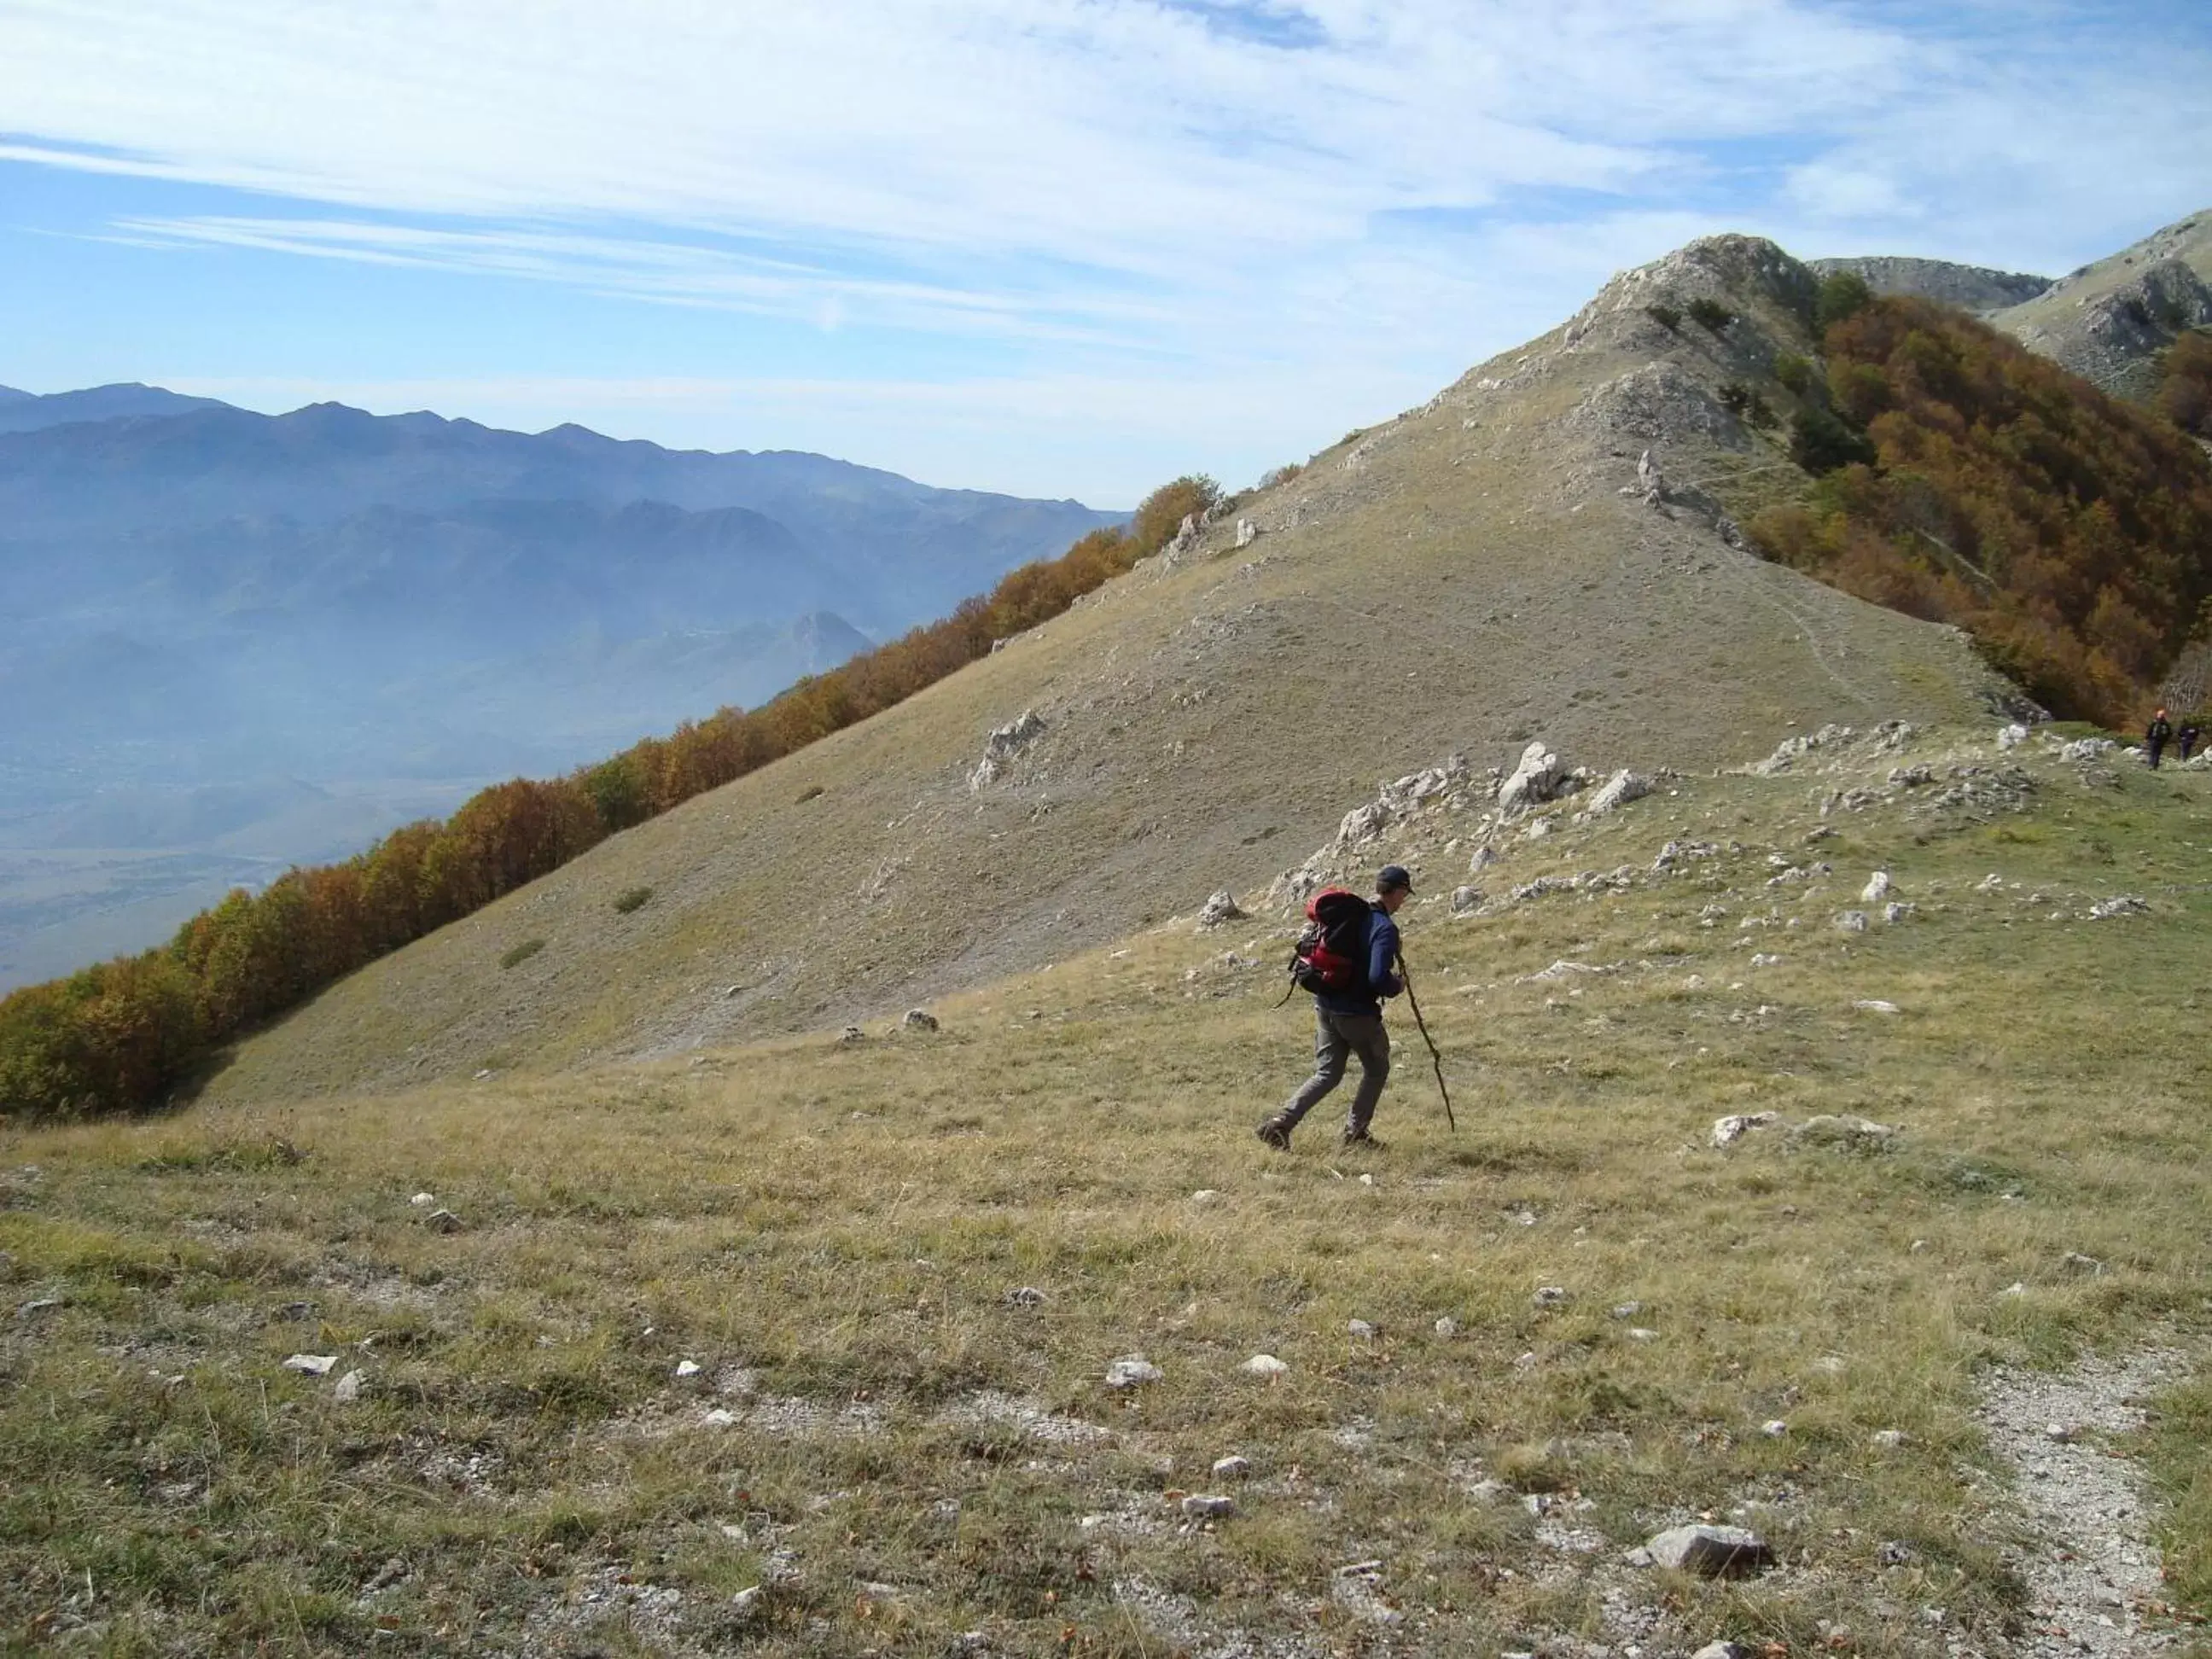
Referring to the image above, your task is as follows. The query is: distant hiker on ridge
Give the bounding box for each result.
[2146,707,2174,769]
[2181,720,2202,764]
[1258,865,1412,1151]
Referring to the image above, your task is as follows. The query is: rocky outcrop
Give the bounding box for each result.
[969,709,1047,792]
[1994,208,2212,398]
[1808,255,2050,315]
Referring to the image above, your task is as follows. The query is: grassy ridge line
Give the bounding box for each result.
[3,723,2207,1651]
[0,477,1221,1123]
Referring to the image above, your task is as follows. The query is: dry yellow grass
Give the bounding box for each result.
[4,724,2208,1654]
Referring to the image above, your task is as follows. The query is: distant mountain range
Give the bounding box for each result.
[0,386,1120,987]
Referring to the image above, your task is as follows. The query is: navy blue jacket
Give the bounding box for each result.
[1318,904,1403,1016]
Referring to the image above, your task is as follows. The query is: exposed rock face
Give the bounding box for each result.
[1578,769,1650,818]
[1808,255,2051,314]
[969,709,1047,792]
[1498,741,1571,815]
[1994,207,2212,398]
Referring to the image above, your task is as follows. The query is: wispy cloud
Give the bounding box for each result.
[3,0,2206,499]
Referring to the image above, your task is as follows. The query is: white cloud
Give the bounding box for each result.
[3,0,2207,498]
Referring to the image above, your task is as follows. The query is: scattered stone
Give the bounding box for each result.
[1610,1301,1643,1318]
[902,1009,940,1032]
[1834,910,1869,933]
[1532,1286,1571,1310]
[1234,517,1257,550]
[2059,737,2116,763]
[837,1026,865,1045]
[1196,889,1245,930]
[1241,1353,1289,1378]
[1468,844,1499,873]
[409,1192,435,1207]
[1761,1419,1788,1437]
[1790,1115,1898,1152]
[1004,1286,1047,1307]
[1434,1317,1459,1337]
[702,1408,736,1428]
[424,1208,463,1233]
[1883,901,1915,924]
[1627,1328,1658,1342]
[1450,884,1484,915]
[282,1353,338,1377]
[730,1585,765,1621]
[1871,1428,1909,1449]
[1694,1644,1751,1659]
[1644,1524,1774,1577]
[1348,1318,1377,1340]
[1711,1111,1778,1148]
[2044,1422,2078,1443]
[1997,723,2029,748]
[1211,1455,1251,1479]
[675,1359,702,1379]
[1105,1355,1163,1388]
[2061,1251,2107,1276]
[1181,1493,1237,1520]
[1853,998,1901,1015]
[2088,894,2150,919]
[1878,1540,1918,1566]
[1190,1189,1219,1202]
[333,1370,364,1404]
[1749,952,1781,967]
[1861,871,1893,904]
[15,1296,62,1319]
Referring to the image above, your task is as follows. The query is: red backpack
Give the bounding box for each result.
[1289,888,1375,996]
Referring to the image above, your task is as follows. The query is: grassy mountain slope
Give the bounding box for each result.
[6,722,2209,1653]
[198,236,2017,1108]
[1991,208,2212,399]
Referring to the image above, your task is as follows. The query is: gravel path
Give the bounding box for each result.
[1977,1347,2192,1656]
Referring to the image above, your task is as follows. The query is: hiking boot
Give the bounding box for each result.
[1341,1126,1388,1150]
[1254,1116,1293,1150]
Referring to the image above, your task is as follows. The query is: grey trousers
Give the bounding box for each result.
[1280,1009,1390,1133]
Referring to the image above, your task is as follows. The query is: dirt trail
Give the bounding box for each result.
[1979,1348,2193,1656]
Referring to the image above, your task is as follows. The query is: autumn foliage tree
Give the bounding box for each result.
[1748,298,2212,725]
[0,475,1220,1121]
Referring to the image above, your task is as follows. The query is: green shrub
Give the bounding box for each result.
[500,940,545,969]
[1686,297,1734,333]
[1773,353,1813,395]
[1815,271,1873,332]
[1790,406,1877,474]
[612,888,653,916]
[1645,303,1682,332]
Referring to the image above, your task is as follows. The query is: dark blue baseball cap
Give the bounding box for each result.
[1377,864,1413,894]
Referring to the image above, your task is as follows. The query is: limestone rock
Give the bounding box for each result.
[1181,1493,1237,1520]
[1998,722,2029,749]
[424,1208,463,1233]
[1241,1353,1289,1377]
[1004,1286,1048,1307]
[1644,1523,1774,1577]
[282,1353,338,1377]
[1498,740,1571,815]
[969,709,1047,792]
[1450,885,1483,915]
[1579,769,1651,818]
[902,1009,940,1032]
[1468,844,1499,873]
[1196,889,1245,930]
[1711,1111,1778,1148]
[1834,911,1869,934]
[1234,518,1257,550]
[1105,1355,1162,1388]
[1532,1286,1571,1310]
[333,1369,364,1404]
[1860,871,1892,904]
[2087,894,2149,919]
[1211,1455,1251,1479]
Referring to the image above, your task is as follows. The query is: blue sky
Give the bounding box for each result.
[2,0,2207,506]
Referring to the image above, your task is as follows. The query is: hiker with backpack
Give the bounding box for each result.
[2145,707,2174,769]
[1257,865,1413,1150]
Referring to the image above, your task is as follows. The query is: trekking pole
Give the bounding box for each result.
[1394,948,1456,1132]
